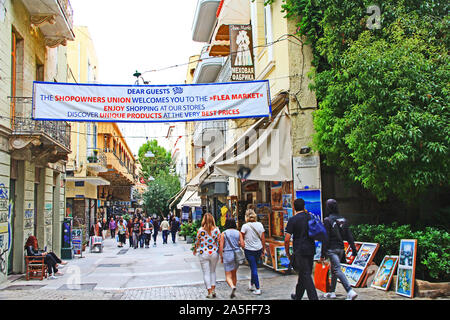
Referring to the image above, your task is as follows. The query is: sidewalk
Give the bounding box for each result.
[0,235,446,300]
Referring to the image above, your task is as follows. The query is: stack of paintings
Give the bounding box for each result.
[340,242,379,287]
[395,239,417,298]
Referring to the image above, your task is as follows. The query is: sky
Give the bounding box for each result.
[70,0,205,155]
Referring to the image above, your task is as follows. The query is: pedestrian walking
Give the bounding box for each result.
[138,218,145,248]
[170,216,180,244]
[101,218,108,239]
[322,199,358,300]
[109,217,117,239]
[132,217,142,249]
[193,213,220,299]
[143,218,153,248]
[160,217,170,244]
[127,218,134,248]
[117,219,127,248]
[219,218,245,298]
[152,217,160,246]
[241,210,265,295]
[284,198,319,300]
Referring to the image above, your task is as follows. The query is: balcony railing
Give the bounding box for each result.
[12,117,71,150]
[57,0,74,31]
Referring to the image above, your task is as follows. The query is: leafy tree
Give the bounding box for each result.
[138,139,181,217]
[280,0,449,202]
[138,139,174,180]
[143,170,181,217]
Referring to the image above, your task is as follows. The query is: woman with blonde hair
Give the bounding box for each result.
[241,211,265,295]
[193,213,221,298]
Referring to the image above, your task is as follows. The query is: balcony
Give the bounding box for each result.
[9,116,71,164]
[193,46,225,84]
[192,0,221,42]
[99,151,135,186]
[86,149,108,173]
[22,0,75,47]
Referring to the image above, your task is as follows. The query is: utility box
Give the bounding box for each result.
[61,217,73,259]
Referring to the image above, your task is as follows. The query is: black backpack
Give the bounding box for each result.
[331,217,346,242]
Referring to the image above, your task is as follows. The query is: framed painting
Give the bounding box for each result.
[396,239,417,298]
[263,242,274,268]
[371,255,399,291]
[341,265,365,287]
[313,241,322,261]
[274,246,293,271]
[295,189,322,220]
[352,242,379,269]
[344,242,362,265]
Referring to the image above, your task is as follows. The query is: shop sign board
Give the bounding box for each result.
[32,80,270,122]
[229,24,255,81]
[72,228,82,256]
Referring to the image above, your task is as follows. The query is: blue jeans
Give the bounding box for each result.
[162,230,169,244]
[244,249,262,289]
[326,248,352,292]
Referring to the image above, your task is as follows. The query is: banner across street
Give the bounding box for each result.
[32,80,271,123]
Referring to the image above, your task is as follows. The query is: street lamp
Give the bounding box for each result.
[133,70,150,85]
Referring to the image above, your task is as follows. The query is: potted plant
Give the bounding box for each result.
[87,155,98,163]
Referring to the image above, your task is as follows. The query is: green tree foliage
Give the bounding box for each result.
[280,0,449,201]
[138,140,180,217]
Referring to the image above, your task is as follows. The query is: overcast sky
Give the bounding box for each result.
[70,0,204,155]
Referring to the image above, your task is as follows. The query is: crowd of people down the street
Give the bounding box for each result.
[24,197,359,300]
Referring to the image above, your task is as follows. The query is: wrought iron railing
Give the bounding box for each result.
[87,148,107,168]
[12,117,71,149]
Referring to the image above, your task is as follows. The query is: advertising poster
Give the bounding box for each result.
[371,255,399,291]
[295,189,322,220]
[33,80,271,123]
[72,228,82,256]
[229,24,255,81]
[396,239,417,298]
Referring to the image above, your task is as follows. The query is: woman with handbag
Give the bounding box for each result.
[241,210,265,295]
[219,218,245,298]
[193,213,221,299]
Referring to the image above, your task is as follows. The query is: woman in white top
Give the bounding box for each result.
[193,213,221,299]
[241,210,265,295]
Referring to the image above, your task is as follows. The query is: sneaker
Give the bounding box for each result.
[248,282,256,291]
[253,289,261,295]
[206,293,214,299]
[48,274,58,279]
[346,289,358,300]
[323,292,337,299]
[230,287,236,298]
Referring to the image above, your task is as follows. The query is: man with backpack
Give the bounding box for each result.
[284,198,319,300]
[321,199,358,300]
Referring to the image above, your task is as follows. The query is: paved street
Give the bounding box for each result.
[0,234,446,301]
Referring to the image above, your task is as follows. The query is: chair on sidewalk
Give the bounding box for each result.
[25,256,47,280]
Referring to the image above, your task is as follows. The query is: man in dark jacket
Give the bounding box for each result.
[321,199,358,300]
[284,198,319,300]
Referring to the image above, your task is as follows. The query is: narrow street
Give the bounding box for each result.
[0,234,441,301]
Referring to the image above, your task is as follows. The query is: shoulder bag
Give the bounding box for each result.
[224,231,245,265]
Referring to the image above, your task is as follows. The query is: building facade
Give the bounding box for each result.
[0,0,74,282]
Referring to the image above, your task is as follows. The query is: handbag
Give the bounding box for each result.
[314,261,331,293]
[224,232,245,265]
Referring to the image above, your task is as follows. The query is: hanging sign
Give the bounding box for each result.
[229,24,255,81]
[32,80,271,122]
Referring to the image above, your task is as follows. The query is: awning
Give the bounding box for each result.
[208,0,250,56]
[168,165,209,209]
[212,107,292,181]
[176,190,201,209]
[199,92,292,183]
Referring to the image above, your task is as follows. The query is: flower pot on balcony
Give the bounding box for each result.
[87,156,98,163]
